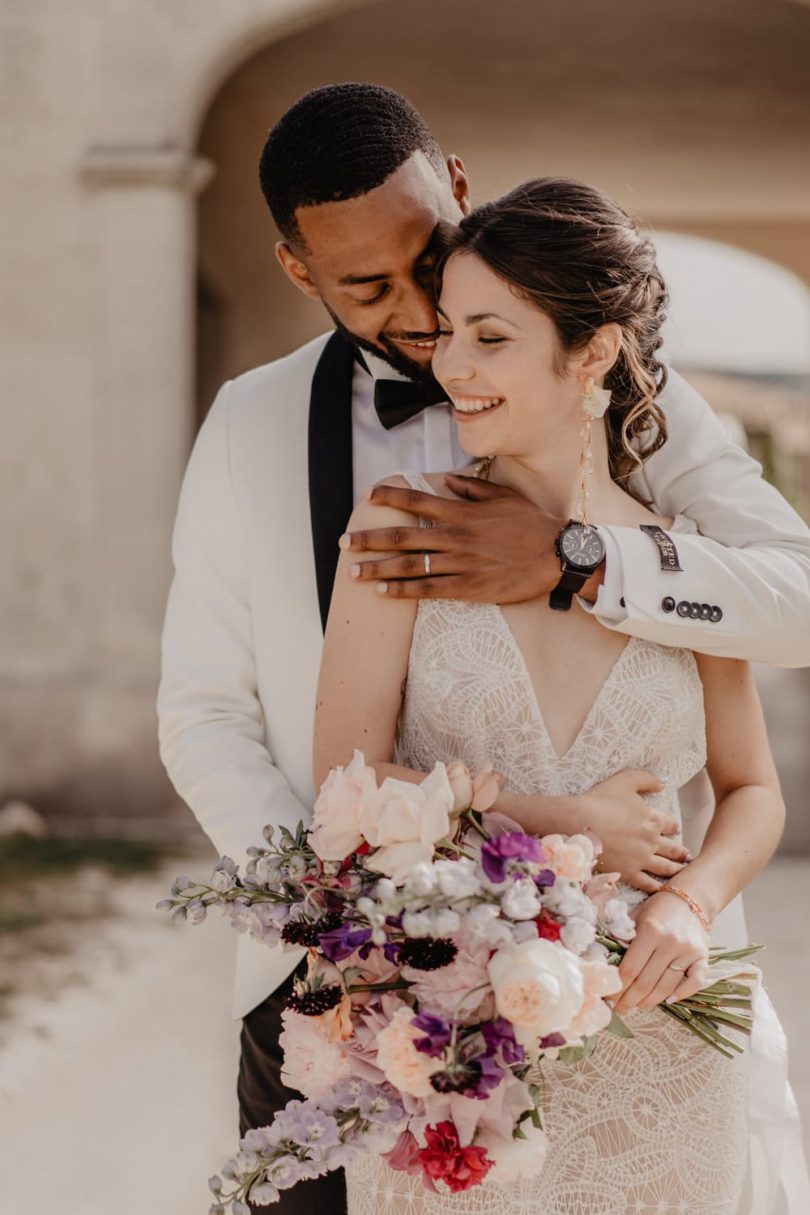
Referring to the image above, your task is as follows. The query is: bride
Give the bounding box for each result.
[313,178,788,1214]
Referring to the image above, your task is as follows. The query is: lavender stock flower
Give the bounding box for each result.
[481,833,545,883]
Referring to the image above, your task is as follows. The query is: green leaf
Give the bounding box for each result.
[605,1010,635,1039]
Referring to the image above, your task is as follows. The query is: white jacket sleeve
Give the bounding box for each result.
[586,369,810,666]
[157,381,310,864]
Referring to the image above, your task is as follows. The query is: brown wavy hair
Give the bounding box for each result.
[436,178,669,490]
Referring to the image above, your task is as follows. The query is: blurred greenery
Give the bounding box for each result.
[0,836,163,880]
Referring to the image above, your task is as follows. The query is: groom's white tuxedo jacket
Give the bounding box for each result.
[158,330,810,1020]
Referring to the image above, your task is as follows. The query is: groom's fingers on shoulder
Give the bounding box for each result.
[344,525,426,553]
[382,575,466,600]
[367,483,462,520]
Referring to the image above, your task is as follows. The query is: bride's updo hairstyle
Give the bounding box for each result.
[437,177,669,486]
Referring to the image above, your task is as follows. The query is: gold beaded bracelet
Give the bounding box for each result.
[657,883,711,933]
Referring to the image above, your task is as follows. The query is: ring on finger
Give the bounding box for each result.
[423,552,431,576]
[667,963,687,972]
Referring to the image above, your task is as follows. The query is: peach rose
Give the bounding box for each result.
[541,833,596,883]
[566,957,623,1038]
[488,939,585,1049]
[375,1004,444,1097]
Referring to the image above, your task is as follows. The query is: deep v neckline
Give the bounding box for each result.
[488,603,638,762]
[399,469,653,764]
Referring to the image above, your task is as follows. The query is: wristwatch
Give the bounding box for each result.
[550,521,606,611]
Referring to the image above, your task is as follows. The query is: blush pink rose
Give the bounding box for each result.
[359,764,454,883]
[310,750,378,861]
[583,871,623,917]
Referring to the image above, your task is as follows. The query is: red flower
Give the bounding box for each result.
[536,909,562,941]
[418,1121,493,1192]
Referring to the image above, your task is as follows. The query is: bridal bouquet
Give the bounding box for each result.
[161,754,760,1213]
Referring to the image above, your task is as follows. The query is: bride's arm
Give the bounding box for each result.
[313,484,421,790]
[615,656,785,1012]
[658,656,785,922]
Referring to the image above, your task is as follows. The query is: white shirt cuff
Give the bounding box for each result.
[576,526,627,624]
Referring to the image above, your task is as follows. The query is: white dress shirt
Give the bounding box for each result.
[351,351,469,503]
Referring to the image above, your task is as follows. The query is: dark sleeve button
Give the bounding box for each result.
[700,603,712,621]
[710,605,723,623]
[619,597,626,608]
[689,602,702,619]
[676,600,691,617]
[662,596,676,613]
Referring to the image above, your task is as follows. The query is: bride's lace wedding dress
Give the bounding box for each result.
[345,471,766,1215]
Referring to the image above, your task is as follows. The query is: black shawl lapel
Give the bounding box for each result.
[308,331,356,631]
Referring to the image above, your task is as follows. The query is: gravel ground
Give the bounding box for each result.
[0,853,806,1215]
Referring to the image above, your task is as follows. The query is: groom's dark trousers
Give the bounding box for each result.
[238,959,348,1215]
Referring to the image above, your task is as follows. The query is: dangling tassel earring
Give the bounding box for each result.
[576,377,611,525]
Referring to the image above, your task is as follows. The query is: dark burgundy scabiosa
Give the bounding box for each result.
[481,832,545,884]
[281,911,342,947]
[283,984,344,1016]
[399,937,458,971]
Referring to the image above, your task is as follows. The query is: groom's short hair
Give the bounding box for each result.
[259,83,447,246]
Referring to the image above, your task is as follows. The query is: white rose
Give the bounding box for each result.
[501,877,541,921]
[488,939,585,1047]
[310,750,378,861]
[359,764,454,883]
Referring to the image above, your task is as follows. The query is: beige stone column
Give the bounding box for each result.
[74,148,214,823]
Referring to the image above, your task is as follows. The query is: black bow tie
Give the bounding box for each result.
[373,377,449,430]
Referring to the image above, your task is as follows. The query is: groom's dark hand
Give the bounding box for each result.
[344,474,605,604]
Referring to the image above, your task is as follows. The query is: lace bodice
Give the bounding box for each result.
[395,471,706,823]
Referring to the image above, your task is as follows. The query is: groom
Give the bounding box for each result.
[158,84,810,1214]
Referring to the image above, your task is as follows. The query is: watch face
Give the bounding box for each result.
[559,523,604,569]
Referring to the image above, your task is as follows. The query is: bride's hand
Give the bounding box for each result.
[575,770,691,894]
[613,891,710,1014]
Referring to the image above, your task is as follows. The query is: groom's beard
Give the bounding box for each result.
[323,302,442,395]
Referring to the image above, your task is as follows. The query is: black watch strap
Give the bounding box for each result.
[549,566,591,612]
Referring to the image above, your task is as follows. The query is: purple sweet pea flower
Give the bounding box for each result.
[411,1012,452,1057]
[480,1016,526,1065]
[539,1032,567,1049]
[533,868,557,889]
[317,922,372,961]
[430,1054,504,1100]
[481,832,545,883]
